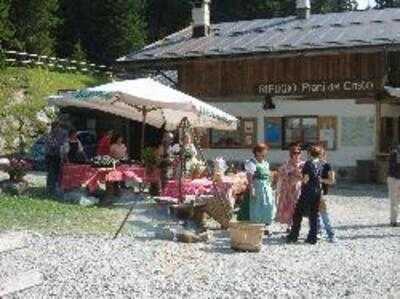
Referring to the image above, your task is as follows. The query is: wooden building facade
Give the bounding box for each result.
[118,7,400,180]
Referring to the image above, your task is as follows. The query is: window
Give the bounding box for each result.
[265,116,337,150]
[210,118,257,148]
[283,116,318,149]
[264,117,282,149]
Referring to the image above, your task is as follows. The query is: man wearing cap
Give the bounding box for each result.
[388,144,400,227]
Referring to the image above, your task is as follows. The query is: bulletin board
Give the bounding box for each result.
[341,116,375,146]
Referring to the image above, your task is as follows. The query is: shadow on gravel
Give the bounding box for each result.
[200,244,236,254]
[337,233,400,241]
[334,223,390,230]
[329,184,387,198]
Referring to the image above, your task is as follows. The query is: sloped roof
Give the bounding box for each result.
[118,8,400,64]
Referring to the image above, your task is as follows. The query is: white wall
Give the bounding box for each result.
[203,99,377,167]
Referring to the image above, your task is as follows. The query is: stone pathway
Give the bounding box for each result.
[0,271,43,298]
[0,232,43,297]
[0,232,28,253]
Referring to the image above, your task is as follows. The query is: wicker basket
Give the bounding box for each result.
[229,221,265,252]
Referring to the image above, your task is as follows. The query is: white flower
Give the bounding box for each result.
[171,144,181,154]
[214,157,227,173]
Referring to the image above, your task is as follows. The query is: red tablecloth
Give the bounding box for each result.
[60,164,159,193]
[161,173,248,202]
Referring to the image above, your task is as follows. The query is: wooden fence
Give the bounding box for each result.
[3,49,114,76]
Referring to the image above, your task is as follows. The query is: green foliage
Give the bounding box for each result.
[56,0,147,64]
[88,0,147,64]
[71,40,87,62]
[0,0,12,45]
[334,0,358,11]
[375,0,400,8]
[0,67,108,154]
[145,0,192,41]
[212,0,295,21]
[142,147,158,168]
[9,0,59,55]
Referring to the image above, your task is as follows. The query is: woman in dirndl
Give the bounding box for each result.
[276,143,304,232]
[245,143,275,234]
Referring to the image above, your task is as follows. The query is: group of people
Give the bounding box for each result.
[45,121,129,196]
[239,142,336,244]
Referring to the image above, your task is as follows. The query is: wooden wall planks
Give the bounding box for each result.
[179,52,385,98]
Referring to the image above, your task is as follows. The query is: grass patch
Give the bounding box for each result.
[0,189,126,235]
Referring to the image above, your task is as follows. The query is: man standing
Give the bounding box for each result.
[45,120,68,195]
[388,144,400,227]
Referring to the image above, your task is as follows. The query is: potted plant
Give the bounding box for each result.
[142,147,159,172]
[6,157,32,183]
[142,147,161,196]
[187,157,206,179]
[1,156,32,195]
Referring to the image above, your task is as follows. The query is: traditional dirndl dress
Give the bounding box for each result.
[245,159,275,224]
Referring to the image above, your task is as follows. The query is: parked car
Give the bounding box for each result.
[29,131,97,171]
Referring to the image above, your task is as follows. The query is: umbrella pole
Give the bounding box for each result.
[141,107,147,162]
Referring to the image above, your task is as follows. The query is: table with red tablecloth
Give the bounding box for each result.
[60,163,159,193]
[161,173,248,204]
[162,173,248,228]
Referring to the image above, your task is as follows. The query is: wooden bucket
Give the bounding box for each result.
[229,221,265,252]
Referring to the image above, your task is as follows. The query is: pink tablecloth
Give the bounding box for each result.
[161,173,248,201]
[60,164,159,193]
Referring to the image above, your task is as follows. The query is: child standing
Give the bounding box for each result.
[319,145,337,243]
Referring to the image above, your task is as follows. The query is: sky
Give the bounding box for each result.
[357,0,376,9]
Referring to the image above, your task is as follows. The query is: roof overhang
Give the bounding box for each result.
[114,43,400,72]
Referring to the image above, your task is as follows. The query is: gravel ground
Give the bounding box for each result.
[1,183,399,298]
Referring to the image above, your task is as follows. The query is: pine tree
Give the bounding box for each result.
[145,0,192,41]
[0,0,12,46]
[56,0,80,58]
[86,0,147,64]
[334,0,358,11]
[9,0,59,55]
[71,40,87,62]
[375,0,400,8]
[312,0,335,13]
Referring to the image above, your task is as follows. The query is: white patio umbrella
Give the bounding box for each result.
[49,78,238,158]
